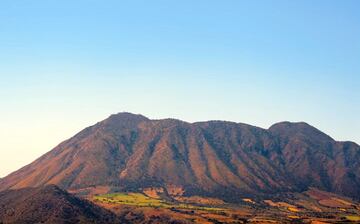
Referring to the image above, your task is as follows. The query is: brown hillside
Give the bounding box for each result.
[0,185,117,224]
[0,113,359,201]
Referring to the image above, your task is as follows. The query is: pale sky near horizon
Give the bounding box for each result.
[0,0,359,177]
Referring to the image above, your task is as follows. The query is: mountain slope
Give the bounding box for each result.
[0,185,117,224]
[270,122,360,198]
[0,113,359,201]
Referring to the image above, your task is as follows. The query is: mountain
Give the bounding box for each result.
[0,185,117,224]
[0,113,359,201]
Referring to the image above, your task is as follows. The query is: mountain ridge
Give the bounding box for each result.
[0,112,359,201]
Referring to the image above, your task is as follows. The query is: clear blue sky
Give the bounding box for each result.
[0,0,359,177]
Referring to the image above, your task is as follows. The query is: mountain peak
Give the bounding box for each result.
[269,121,334,142]
[99,112,149,130]
[107,112,149,121]
[1,114,359,200]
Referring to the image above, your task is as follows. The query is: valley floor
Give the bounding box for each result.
[87,188,360,224]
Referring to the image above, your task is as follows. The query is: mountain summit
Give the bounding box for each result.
[0,113,359,201]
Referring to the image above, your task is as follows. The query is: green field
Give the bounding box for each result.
[345,216,360,221]
[94,193,225,211]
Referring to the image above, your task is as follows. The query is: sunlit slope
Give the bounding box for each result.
[0,113,359,200]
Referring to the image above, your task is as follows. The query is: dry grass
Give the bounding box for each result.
[242,198,256,204]
[94,193,226,212]
[264,200,299,212]
[175,196,225,206]
[288,207,300,212]
[319,198,351,208]
[345,216,360,221]
[142,187,163,199]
